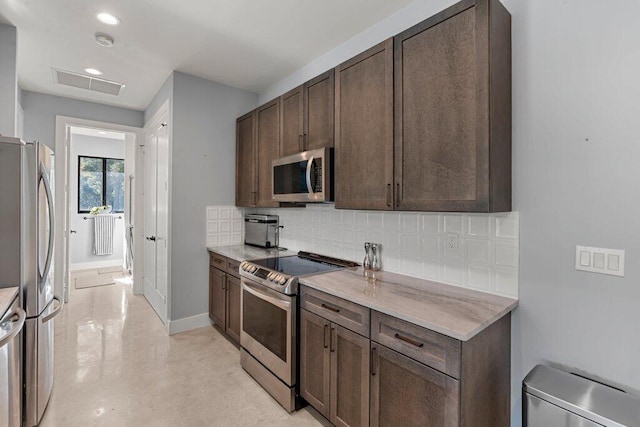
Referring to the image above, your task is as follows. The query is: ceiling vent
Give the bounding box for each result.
[52,68,125,96]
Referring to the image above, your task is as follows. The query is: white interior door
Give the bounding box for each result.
[143,121,168,322]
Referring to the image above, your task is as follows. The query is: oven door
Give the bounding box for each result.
[240,278,296,386]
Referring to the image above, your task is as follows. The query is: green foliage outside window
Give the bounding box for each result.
[78,156,125,213]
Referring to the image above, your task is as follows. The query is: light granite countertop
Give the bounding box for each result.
[207,245,296,262]
[300,267,518,341]
[0,287,19,317]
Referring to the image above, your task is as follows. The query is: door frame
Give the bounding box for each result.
[55,116,144,301]
[142,100,172,327]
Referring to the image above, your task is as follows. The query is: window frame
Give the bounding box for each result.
[77,155,125,213]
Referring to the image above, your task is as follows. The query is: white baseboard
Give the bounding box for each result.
[167,312,212,335]
[70,259,124,271]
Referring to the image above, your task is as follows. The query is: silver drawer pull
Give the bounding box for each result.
[321,303,340,313]
[394,333,424,348]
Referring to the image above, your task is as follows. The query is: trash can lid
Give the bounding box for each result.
[523,365,640,427]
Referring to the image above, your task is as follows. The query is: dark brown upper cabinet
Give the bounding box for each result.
[304,70,335,152]
[394,0,511,212]
[279,85,304,156]
[279,70,336,157]
[235,110,256,207]
[256,99,280,208]
[334,39,394,210]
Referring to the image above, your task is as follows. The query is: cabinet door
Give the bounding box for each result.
[330,325,370,427]
[279,85,304,156]
[256,100,280,207]
[236,110,256,207]
[335,39,394,210]
[225,275,241,344]
[304,70,334,151]
[209,267,226,330]
[300,309,331,419]
[370,344,459,427]
[394,0,510,212]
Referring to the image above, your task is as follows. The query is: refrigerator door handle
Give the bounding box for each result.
[0,307,26,348]
[41,295,64,324]
[39,162,55,285]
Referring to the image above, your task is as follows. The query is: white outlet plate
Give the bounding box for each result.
[575,245,625,277]
[446,233,459,252]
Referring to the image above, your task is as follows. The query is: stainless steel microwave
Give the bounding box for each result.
[272,147,333,203]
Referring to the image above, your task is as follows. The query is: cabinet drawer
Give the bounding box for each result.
[210,252,226,269]
[300,287,370,337]
[227,259,241,277]
[371,311,460,378]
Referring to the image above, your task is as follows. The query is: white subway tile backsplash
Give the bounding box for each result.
[468,266,492,291]
[495,214,519,239]
[495,242,519,267]
[205,206,245,248]
[467,239,491,264]
[468,215,491,237]
[444,214,464,234]
[420,236,440,258]
[239,206,519,298]
[421,214,441,234]
[494,268,519,296]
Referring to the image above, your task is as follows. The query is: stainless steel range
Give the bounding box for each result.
[239,251,358,412]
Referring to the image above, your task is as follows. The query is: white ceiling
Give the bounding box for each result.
[0,0,414,111]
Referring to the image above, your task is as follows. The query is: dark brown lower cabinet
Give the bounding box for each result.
[209,266,226,329]
[225,275,241,344]
[209,252,242,345]
[300,309,370,427]
[370,344,459,427]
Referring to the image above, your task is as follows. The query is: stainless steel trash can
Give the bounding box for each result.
[523,364,640,427]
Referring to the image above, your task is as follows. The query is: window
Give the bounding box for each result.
[78,156,125,213]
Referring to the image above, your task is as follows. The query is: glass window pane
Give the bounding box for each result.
[106,159,125,212]
[79,157,103,212]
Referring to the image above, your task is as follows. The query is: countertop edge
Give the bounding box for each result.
[207,245,296,262]
[299,279,518,342]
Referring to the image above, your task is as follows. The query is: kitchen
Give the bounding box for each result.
[1,0,639,426]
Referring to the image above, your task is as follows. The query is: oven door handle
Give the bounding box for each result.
[242,281,291,311]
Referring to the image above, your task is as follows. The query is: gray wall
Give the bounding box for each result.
[69,134,126,266]
[0,23,17,136]
[169,71,257,320]
[144,73,173,124]
[261,0,640,425]
[22,90,143,149]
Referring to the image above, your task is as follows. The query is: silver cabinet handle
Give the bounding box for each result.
[42,295,64,324]
[0,307,26,348]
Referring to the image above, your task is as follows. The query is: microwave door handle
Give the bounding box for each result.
[306,156,314,195]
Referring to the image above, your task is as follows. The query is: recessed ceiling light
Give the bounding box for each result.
[97,13,120,26]
[97,131,107,135]
[84,68,103,76]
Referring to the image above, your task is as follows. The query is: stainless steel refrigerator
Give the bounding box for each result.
[0,136,64,426]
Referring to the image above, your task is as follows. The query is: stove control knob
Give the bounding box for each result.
[267,272,274,281]
[240,262,246,271]
[278,276,287,285]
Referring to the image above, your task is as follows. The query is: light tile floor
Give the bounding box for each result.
[40,282,328,426]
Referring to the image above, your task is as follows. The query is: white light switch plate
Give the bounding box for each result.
[575,245,625,277]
